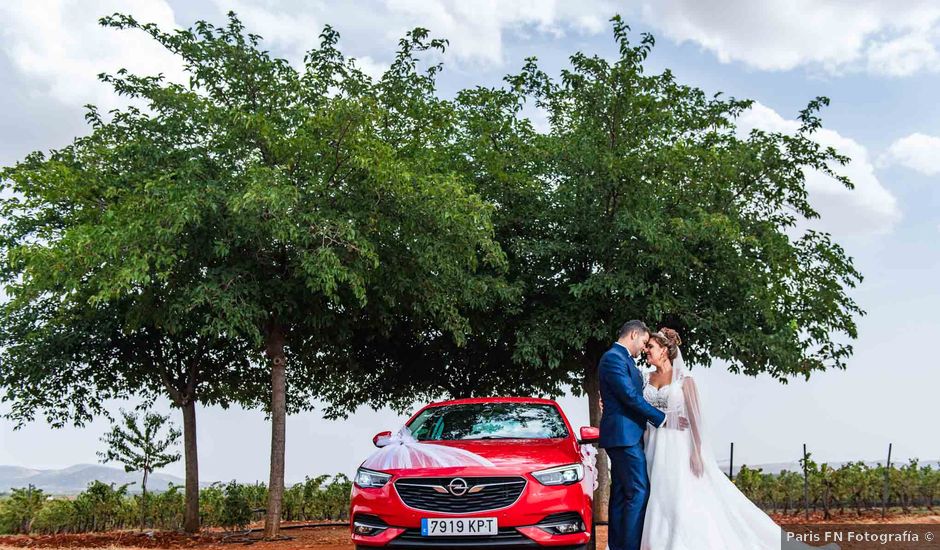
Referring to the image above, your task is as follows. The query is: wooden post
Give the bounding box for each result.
[729,442,735,480]
[802,444,809,521]
[882,443,892,519]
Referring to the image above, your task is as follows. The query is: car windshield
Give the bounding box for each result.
[408,403,568,441]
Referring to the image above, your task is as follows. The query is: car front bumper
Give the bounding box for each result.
[350,471,592,548]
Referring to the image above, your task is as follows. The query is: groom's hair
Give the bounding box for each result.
[618,320,649,339]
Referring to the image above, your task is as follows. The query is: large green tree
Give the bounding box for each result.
[0,120,266,533]
[314,17,864,519]
[514,17,862,516]
[2,12,506,539]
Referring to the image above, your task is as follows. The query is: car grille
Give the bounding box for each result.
[389,527,534,547]
[394,476,527,513]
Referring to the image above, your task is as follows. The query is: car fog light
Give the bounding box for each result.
[552,522,582,534]
[353,522,386,536]
[537,512,585,535]
[353,514,388,537]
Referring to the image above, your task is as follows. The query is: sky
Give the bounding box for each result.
[1,0,938,484]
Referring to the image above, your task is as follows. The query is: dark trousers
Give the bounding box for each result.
[606,444,650,550]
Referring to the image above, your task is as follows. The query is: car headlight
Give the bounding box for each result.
[355,467,391,489]
[532,463,584,486]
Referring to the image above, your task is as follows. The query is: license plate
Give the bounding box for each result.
[421,517,498,536]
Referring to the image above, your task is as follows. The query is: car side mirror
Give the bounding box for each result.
[578,426,599,445]
[373,431,392,448]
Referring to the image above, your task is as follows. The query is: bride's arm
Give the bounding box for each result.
[683,377,705,477]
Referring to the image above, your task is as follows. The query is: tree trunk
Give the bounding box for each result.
[181,400,200,533]
[583,354,608,522]
[140,469,149,531]
[264,321,287,540]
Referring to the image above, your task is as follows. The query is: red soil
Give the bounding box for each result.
[2,515,937,550]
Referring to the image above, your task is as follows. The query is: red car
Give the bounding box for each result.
[350,397,598,549]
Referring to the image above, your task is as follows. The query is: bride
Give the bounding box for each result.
[639,328,836,550]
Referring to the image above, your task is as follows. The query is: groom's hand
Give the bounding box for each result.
[664,413,691,430]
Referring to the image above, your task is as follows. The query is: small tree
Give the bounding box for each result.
[98,410,181,530]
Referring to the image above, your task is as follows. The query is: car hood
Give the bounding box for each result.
[401,439,578,471]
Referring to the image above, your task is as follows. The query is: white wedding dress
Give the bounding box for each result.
[639,353,837,550]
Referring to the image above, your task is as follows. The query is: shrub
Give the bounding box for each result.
[199,483,225,527]
[221,481,253,531]
[30,499,75,534]
[0,486,45,534]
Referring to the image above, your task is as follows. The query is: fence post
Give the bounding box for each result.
[802,443,809,521]
[882,443,892,519]
[729,442,734,481]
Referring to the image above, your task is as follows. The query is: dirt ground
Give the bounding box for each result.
[771,510,940,525]
[0,525,355,550]
[2,515,937,550]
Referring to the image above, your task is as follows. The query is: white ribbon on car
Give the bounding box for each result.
[362,426,495,470]
[580,444,598,491]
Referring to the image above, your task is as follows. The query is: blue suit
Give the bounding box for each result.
[598,344,665,550]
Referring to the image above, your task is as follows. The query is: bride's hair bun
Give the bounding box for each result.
[650,327,681,361]
[659,327,682,348]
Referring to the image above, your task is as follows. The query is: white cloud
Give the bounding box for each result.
[880,132,940,175]
[207,0,616,69]
[866,32,940,76]
[737,102,901,237]
[0,0,186,110]
[210,0,322,66]
[352,56,390,81]
[636,0,940,76]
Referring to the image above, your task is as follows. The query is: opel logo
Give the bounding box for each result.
[447,478,469,496]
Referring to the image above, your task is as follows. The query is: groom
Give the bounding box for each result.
[598,320,667,550]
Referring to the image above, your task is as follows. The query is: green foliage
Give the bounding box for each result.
[99,410,181,473]
[312,16,867,419]
[776,470,804,514]
[198,483,225,527]
[313,474,352,521]
[0,11,506,533]
[735,465,765,502]
[0,474,353,534]
[71,481,133,532]
[508,15,863,383]
[736,459,940,516]
[1,464,934,535]
[0,10,869,531]
[29,499,75,535]
[0,485,45,534]
[98,410,181,529]
[221,481,254,530]
[148,485,184,531]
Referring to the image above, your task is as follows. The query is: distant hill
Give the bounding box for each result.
[0,464,190,495]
